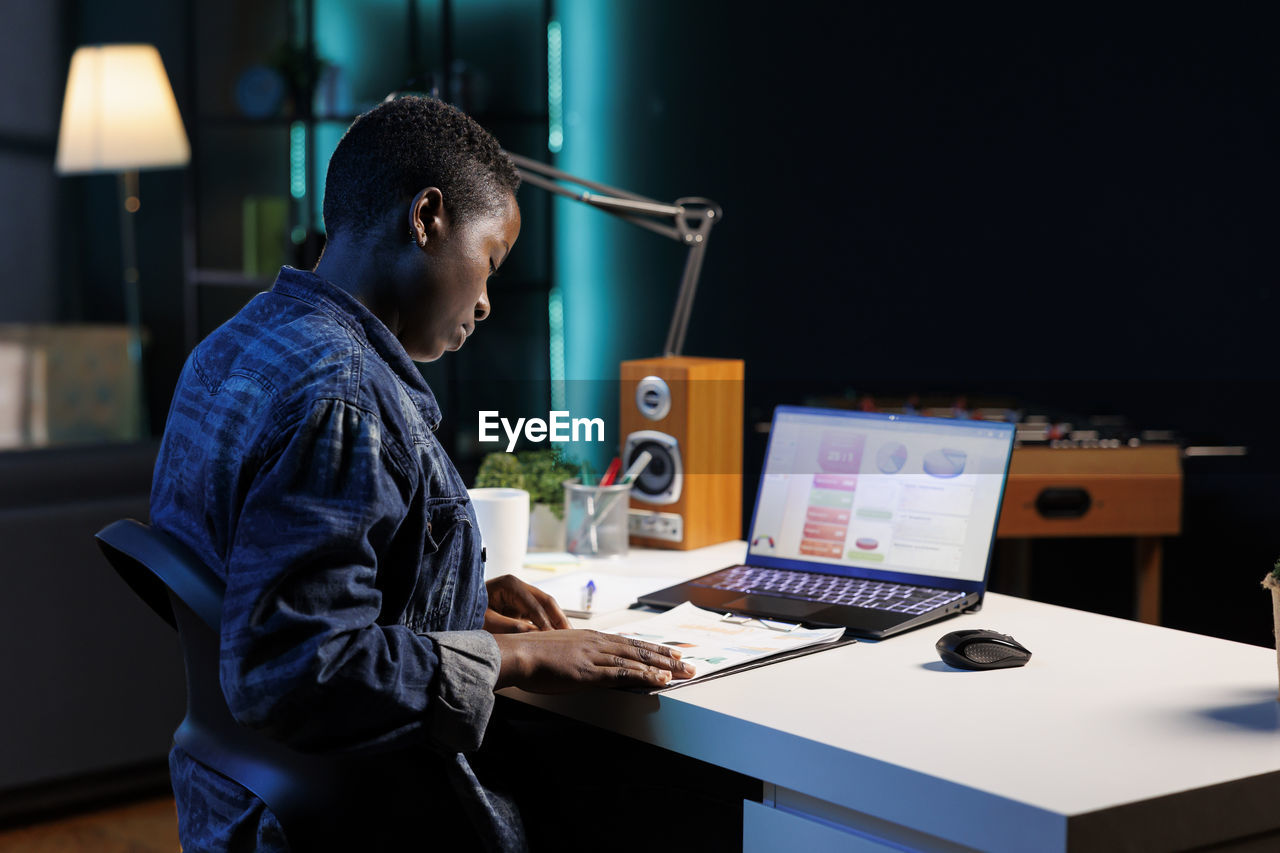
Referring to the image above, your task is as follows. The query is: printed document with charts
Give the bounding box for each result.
[608,602,852,692]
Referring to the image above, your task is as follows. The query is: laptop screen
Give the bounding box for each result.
[747,406,1015,586]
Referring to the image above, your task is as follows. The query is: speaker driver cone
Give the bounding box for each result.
[623,430,682,505]
[630,441,674,496]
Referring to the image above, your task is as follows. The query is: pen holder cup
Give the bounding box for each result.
[563,479,631,558]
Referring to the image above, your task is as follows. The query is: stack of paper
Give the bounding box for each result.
[607,602,850,690]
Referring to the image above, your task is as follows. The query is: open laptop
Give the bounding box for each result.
[638,405,1016,639]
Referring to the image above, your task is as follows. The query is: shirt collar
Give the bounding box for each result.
[270,266,442,428]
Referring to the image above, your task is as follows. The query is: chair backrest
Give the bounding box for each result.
[95,519,222,631]
[95,519,370,851]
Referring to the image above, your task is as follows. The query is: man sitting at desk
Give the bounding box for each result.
[150,95,694,851]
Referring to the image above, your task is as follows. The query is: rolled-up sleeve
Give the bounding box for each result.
[424,630,501,753]
[219,396,494,755]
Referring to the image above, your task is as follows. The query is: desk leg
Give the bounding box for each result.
[1135,537,1162,625]
[994,538,1032,599]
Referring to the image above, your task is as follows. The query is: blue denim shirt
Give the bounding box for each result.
[151,267,520,850]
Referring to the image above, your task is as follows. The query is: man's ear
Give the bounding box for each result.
[408,187,449,249]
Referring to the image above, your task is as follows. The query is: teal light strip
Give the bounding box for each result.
[547,21,564,153]
[555,1,619,472]
[546,19,566,408]
[289,121,306,200]
[548,286,566,410]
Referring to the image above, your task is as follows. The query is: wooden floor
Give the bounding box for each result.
[0,796,179,853]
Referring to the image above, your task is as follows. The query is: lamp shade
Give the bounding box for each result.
[55,44,190,174]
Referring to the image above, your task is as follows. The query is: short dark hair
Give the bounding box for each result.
[322,96,520,239]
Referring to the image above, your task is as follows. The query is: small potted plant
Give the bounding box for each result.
[474,449,580,550]
[474,452,525,492]
[1263,557,1280,700]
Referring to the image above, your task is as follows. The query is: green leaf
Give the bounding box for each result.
[516,448,580,512]
[473,452,525,490]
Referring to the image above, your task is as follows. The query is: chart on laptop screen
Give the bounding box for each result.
[748,409,1013,583]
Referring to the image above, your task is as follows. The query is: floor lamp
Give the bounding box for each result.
[55,43,190,439]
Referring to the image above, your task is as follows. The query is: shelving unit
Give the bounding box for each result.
[180,0,556,473]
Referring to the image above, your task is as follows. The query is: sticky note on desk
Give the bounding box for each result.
[522,551,584,573]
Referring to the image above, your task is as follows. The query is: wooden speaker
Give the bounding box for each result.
[620,356,744,550]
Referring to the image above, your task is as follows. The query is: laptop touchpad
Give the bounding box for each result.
[723,595,826,621]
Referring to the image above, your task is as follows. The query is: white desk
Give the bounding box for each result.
[504,542,1280,852]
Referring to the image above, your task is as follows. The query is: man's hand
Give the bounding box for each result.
[493,630,696,692]
[484,574,571,633]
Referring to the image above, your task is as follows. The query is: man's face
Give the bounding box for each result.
[400,192,521,362]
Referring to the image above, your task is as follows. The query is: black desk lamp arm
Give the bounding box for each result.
[505,150,721,357]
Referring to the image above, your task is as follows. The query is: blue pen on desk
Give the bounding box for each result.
[581,579,596,612]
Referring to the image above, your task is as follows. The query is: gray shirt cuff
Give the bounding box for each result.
[423,630,501,753]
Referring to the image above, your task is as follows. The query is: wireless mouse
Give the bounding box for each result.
[936,629,1031,670]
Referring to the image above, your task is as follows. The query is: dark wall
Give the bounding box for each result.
[0,0,67,323]
[605,5,1275,401]
[580,3,1280,642]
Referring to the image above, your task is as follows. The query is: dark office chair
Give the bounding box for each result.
[94,519,375,851]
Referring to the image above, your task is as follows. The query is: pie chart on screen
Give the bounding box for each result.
[923,448,967,478]
[876,442,908,474]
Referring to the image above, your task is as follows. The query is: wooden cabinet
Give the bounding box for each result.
[997,445,1183,625]
[999,445,1182,538]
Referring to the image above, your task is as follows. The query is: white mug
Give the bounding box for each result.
[467,488,530,577]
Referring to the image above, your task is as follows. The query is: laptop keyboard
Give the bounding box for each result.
[696,565,967,615]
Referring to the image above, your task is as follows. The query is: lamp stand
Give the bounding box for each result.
[118,170,148,439]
